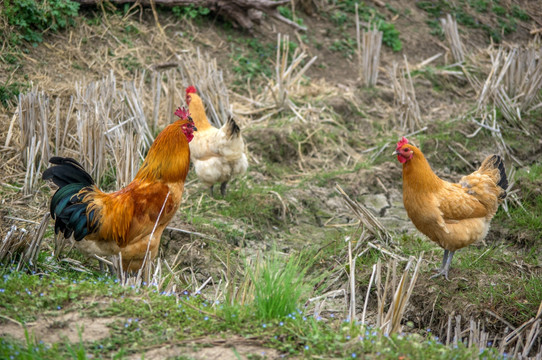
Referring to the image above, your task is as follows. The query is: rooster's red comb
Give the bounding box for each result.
[186,86,197,105]
[175,106,191,120]
[186,85,197,95]
[396,136,409,150]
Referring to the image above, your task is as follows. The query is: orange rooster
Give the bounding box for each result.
[42,107,196,272]
[394,137,508,280]
[186,86,248,197]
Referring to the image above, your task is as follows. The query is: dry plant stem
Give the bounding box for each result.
[21,213,50,267]
[263,33,317,120]
[1,214,50,269]
[138,191,170,277]
[355,3,361,77]
[358,25,383,87]
[348,238,356,323]
[472,46,542,132]
[178,49,231,127]
[335,184,392,244]
[166,226,222,243]
[389,58,423,132]
[361,263,376,326]
[440,14,465,63]
[382,254,422,335]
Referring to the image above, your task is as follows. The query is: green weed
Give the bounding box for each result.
[0,82,28,108]
[330,2,403,52]
[278,6,304,27]
[249,251,314,320]
[496,163,542,242]
[171,5,210,21]
[416,0,528,43]
[2,0,79,47]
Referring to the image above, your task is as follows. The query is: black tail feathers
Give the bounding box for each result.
[42,157,97,241]
[489,155,508,199]
[225,116,241,139]
[42,157,94,188]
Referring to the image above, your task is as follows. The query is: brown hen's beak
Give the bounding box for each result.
[392,150,399,156]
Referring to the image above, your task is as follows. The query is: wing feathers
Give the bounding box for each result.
[437,184,489,221]
[437,154,507,222]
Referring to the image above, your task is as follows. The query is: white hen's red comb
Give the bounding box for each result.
[185,86,197,105]
[174,106,191,120]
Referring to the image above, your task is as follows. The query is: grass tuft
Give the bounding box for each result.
[249,251,314,321]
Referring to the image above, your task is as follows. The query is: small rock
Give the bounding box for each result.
[360,194,389,215]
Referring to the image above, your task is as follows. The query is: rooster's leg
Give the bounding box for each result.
[220,182,228,197]
[209,185,214,197]
[431,250,455,280]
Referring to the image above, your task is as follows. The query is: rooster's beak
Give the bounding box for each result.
[392,150,399,156]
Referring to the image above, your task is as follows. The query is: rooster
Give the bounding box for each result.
[394,137,508,280]
[42,107,196,272]
[186,86,248,197]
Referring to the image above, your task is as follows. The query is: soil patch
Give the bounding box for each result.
[0,311,115,344]
[127,336,281,360]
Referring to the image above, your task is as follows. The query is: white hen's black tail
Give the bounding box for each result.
[225,116,241,139]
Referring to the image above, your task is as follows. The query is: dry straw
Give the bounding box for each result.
[0,214,50,269]
[440,14,465,64]
[177,49,231,128]
[355,3,383,87]
[469,45,542,133]
[334,185,420,333]
[17,88,53,195]
[389,57,423,132]
[239,33,317,123]
[440,305,542,358]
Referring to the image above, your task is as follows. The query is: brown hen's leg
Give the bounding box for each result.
[431,250,455,281]
[434,249,449,271]
[220,181,228,197]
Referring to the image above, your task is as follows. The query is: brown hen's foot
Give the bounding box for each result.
[431,250,454,281]
[430,268,451,281]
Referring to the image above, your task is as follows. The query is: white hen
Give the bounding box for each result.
[186,86,248,196]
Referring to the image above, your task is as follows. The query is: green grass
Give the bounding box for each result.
[230,37,300,85]
[416,0,529,43]
[496,163,542,242]
[171,4,211,21]
[327,1,403,52]
[2,0,79,47]
[0,82,29,108]
[0,262,507,359]
[249,251,315,320]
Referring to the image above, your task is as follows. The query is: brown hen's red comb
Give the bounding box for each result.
[174,106,191,120]
[185,86,197,105]
[396,136,409,150]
